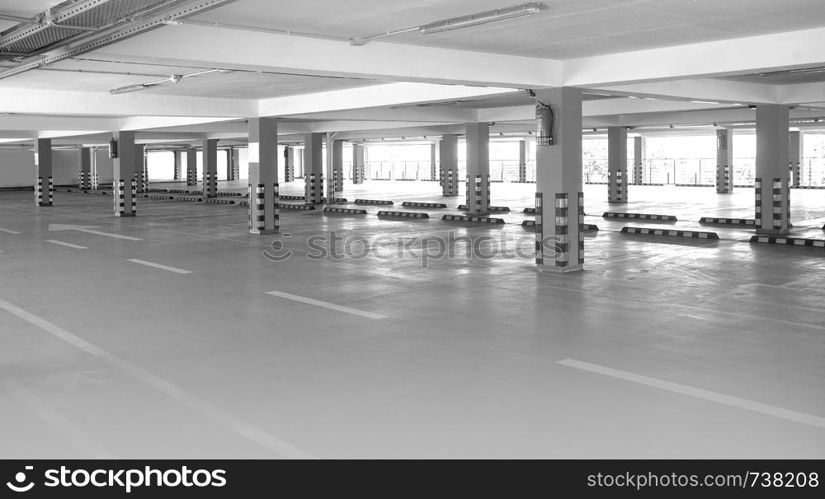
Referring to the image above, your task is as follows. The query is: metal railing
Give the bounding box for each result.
[364,159,537,182]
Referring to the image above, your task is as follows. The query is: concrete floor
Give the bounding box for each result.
[0,181,824,459]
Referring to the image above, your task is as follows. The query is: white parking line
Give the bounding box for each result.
[0,297,314,459]
[46,240,87,250]
[127,259,192,274]
[559,359,825,429]
[0,227,21,234]
[266,290,386,320]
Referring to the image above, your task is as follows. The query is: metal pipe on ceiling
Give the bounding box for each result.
[0,0,240,81]
[0,13,35,24]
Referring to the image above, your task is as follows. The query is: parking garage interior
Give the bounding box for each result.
[0,0,824,460]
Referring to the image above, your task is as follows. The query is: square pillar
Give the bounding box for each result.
[91,147,99,189]
[112,131,137,217]
[352,143,365,184]
[202,139,218,198]
[440,134,459,196]
[755,104,790,234]
[535,87,584,272]
[304,133,323,204]
[633,136,645,185]
[518,139,528,183]
[79,147,92,190]
[135,144,147,193]
[186,148,197,187]
[332,139,344,193]
[247,117,279,234]
[465,122,490,216]
[607,126,628,203]
[34,138,53,206]
[225,148,234,181]
[173,150,181,180]
[716,129,733,194]
[284,146,295,182]
[231,148,240,181]
[789,131,802,188]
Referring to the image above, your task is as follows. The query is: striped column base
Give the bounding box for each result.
[523,220,597,231]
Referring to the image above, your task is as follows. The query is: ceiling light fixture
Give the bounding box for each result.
[108,68,224,95]
[418,2,545,34]
[350,2,545,45]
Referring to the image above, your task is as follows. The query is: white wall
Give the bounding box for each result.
[0,148,84,187]
[94,148,114,183]
[52,150,80,185]
[0,149,35,188]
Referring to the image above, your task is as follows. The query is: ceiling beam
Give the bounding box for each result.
[0,87,255,117]
[94,23,563,88]
[260,82,515,117]
[564,26,825,86]
[585,79,779,105]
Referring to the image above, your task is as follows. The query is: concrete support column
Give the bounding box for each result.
[332,139,344,193]
[202,139,218,198]
[716,129,733,194]
[173,150,181,180]
[755,104,790,234]
[352,143,365,184]
[79,147,92,190]
[135,144,147,193]
[535,87,584,272]
[430,142,438,181]
[34,138,53,207]
[296,148,304,178]
[284,146,295,182]
[633,136,645,185]
[225,148,234,181]
[789,131,802,188]
[231,148,240,181]
[304,133,324,204]
[91,147,99,189]
[518,139,527,183]
[247,117,279,234]
[607,126,628,203]
[112,131,137,217]
[186,148,197,187]
[465,123,490,216]
[440,134,459,196]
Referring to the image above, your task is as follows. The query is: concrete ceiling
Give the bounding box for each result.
[0,0,823,147]
[191,0,825,59]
